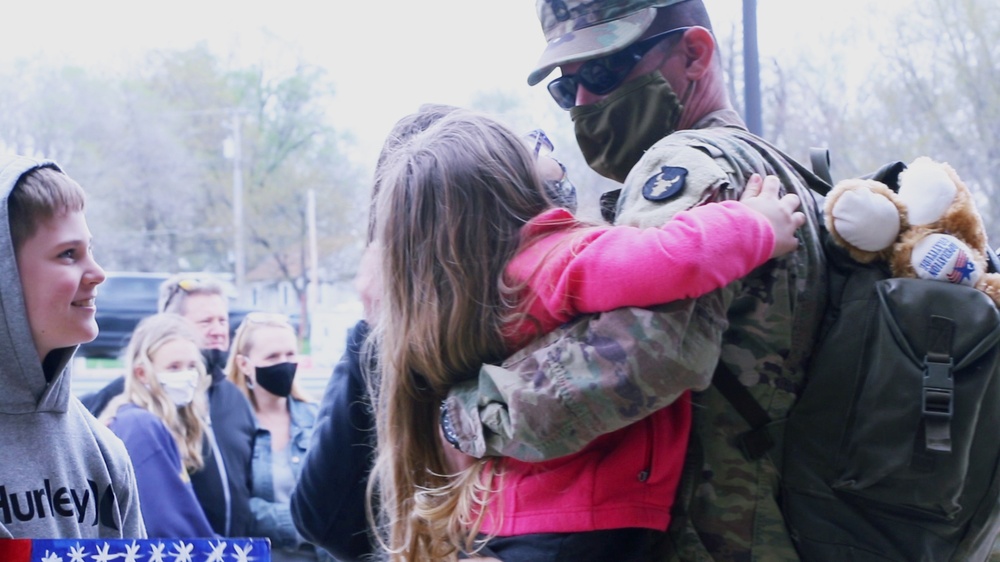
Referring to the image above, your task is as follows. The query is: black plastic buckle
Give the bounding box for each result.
[922,358,954,419]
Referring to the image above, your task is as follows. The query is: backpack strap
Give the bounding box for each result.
[810,147,833,187]
[861,160,908,190]
[922,316,956,453]
[713,362,775,461]
[709,143,834,462]
[725,132,833,197]
[920,248,998,454]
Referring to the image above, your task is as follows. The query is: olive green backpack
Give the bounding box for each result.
[717,155,1000,561]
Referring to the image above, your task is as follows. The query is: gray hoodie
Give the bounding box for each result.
[0,154,145,538]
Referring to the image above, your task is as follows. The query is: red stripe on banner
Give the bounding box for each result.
[0,539,32,561]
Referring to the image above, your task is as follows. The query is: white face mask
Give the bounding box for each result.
[155,369,201,407]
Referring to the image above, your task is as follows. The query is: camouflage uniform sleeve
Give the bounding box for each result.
[444,292,731,461]
[443,142,738,462]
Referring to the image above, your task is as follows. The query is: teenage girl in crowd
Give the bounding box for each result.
[99,313,215,538]
[367,110,804,561]
[226,312,335,562]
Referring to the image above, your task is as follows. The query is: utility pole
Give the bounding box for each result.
[307,188,319,308]
[743,0,762,136]
[231,111,245,296]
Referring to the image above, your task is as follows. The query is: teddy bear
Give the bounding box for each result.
[823,156,1000,306]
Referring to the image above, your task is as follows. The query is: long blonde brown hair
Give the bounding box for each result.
[367,109,565,560]
[99,313,211,472]
[224,311,312,409]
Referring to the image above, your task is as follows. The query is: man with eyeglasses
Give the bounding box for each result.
[441,1,828,560]
[81,275,255,539]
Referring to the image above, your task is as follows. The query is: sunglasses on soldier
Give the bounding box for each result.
[546,27,691,109]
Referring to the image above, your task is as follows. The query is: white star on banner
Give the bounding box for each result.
[67,544,88,562]
[170,540,194,562]
[91,543,116,562]
[148,542,167,562]
[205,540,227,562]
[121,541,143,562]
[232,543,254,562]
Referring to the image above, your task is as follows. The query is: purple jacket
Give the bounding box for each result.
[108,403,216,538]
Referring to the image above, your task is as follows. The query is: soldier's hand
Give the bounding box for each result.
[740,173,805,258]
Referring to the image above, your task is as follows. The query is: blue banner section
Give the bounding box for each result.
[25,538,270,562]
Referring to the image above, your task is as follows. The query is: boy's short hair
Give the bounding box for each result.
[8,166,86,251]
[158,274,227,315]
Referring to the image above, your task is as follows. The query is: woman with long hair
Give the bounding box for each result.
[226,312,335,562]
[100,312,215,537]
[367,109,804,561]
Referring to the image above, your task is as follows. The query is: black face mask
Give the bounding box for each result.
[254,362,298,397]
[202,348,229,384]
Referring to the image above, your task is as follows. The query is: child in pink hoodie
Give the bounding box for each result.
[368,110,804,562]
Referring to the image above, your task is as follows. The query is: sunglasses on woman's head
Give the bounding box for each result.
[546,27,691,109]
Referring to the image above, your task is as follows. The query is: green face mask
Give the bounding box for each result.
[571,71,686,183]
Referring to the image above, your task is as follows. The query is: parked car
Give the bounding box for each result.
[78,272,252,359]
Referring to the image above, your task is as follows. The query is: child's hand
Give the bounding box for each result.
[740,173,805,258]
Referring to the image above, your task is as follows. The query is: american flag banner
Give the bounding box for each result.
[0,538,270,562]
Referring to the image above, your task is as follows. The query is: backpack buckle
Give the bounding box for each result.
[922,358,954,417]
[922,357,954,453]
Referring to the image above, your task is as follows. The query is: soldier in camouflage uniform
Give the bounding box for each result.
[441,1,828,560]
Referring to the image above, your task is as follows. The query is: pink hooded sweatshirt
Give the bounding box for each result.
[482,200,774,536]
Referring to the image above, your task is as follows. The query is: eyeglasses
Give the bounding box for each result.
[546,27,691,109]
[526,129,555,158]
[523,129,578,211]
[525,129,568,179]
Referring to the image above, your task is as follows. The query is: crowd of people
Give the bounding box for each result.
[7,0,985,561]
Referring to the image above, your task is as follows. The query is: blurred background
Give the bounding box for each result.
[3,0,997,381]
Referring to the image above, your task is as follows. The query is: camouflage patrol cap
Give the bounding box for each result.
[528,0,694,86]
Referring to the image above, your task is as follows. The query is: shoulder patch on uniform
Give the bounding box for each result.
[642,166,687,201]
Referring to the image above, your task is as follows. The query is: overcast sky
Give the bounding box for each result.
[2,1,902,168]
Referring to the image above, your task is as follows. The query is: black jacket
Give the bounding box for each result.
[291,320,376,561]
[193,374,255,537]
[80,357,255,537]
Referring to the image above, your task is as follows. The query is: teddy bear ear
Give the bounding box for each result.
[898,157,957,226]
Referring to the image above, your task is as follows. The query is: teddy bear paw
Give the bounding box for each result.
[974,268,1000,307]
[828,181,902,253]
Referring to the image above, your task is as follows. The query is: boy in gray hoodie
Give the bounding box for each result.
[0,154,145,538]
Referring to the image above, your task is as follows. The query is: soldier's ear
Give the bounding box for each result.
[679,26,715,81]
